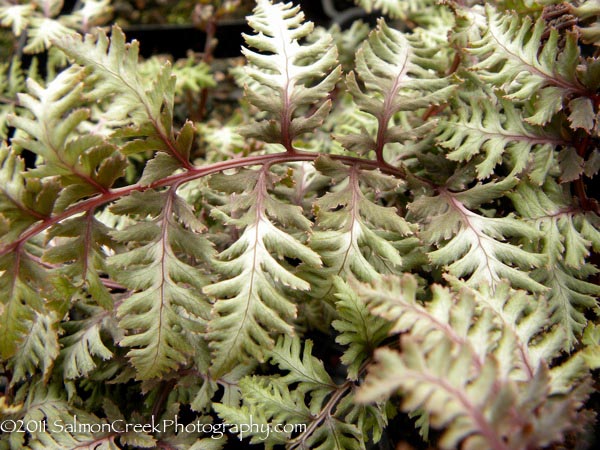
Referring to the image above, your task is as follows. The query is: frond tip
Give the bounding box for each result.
[241,0,341,151]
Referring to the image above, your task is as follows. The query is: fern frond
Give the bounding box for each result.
[410,186,546,291]
[60,302,119,380]
[7,65,82,161]
[24,17,78,54]
[328,21,370,72]
[470,5,588,125]
[297,416,364,450]
[136,121,196,185]
[271,339,384,449]
[542,262,600,347]
[332,278,391,380]
[8,66,128,202]
[188,363,253,414]
[5,383,128,450]
[214,400,289,448]
[0,58,28,139]
[43,211,116,308]
[242,376,311,430]
[204,168,322,375]
[0,250,47,359]
[0,1,79,53]
[353,274,532,381]
[216,335,368,450]
[171,56,215,95]
[357,337,588,450]
[10,311,60,385]
[323,95,377,149]
[509,181,600,349]
[54,26,193,169]
[62,0,113,32]
[575,1,600,48]
[268,335,336,406]
[241,0,341,151]
[140,54,215,97]
[108,189,213,379]
[339,19,452,162]
[0,4,34,36]
[451,279,567,384]
[358,339,510,450]
[197,116,246,162]
[0,145,58,244]
[582,323,600,369]
[272,161,331,213]
[354,272,591,449]
[308,157,411,295]
[436,96,569,180]
[54,26,165,126]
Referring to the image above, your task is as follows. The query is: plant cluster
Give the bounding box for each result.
[0,0,599,449]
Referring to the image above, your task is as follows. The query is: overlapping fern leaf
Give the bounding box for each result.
[59,300,119,380]
[9,66,127,203]
[338,18,452,162]
[355,274,591,450]
[0,146,59,361]
[216,334,388,450]
[204,168,322,375]
[574,1,600,49]
[108,188,213,379]
[0,58,29,140]
[409,180,546,291]
[436,95,570,181]
[332,278,391,380]
[509,181,600,349]
[3,384,115,449]
[0,1,73,54]
[306,156,412,297]
[0,57,128,385]
[5,62,128,314]
[469,4,592,126]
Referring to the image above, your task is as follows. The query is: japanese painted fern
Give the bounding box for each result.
[0,0,598,449]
